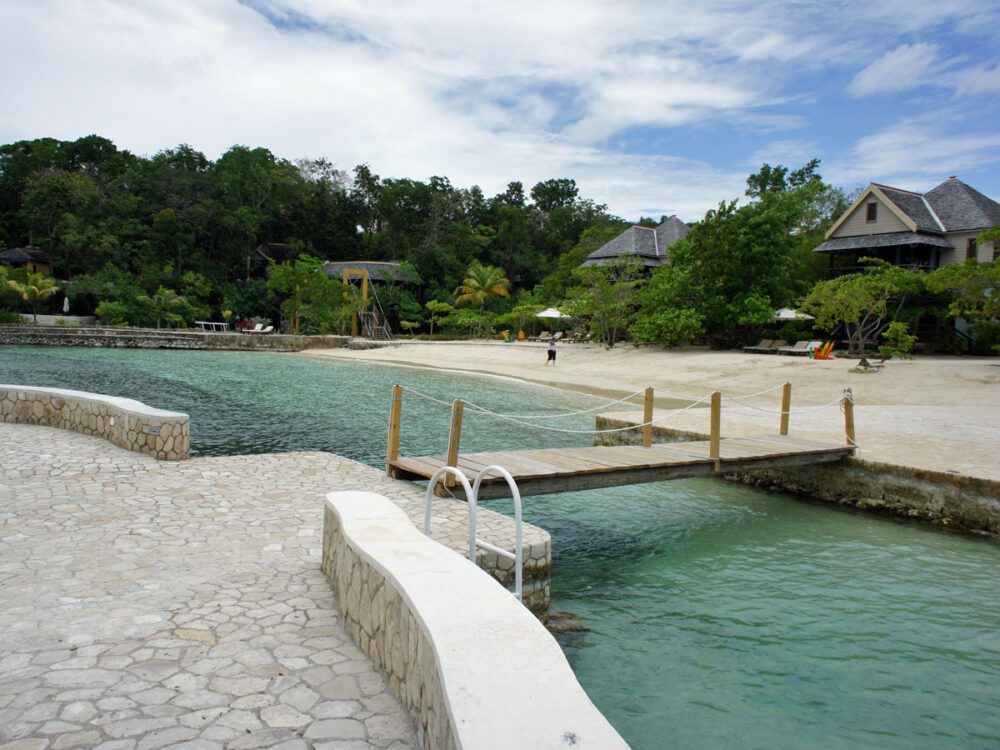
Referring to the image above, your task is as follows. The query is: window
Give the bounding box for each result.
[966,238,977,260]
[866,202,878,222]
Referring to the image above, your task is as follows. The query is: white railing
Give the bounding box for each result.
[424,465,524,602]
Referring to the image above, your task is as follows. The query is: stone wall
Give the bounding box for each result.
[322,490,629,750]
[0,385,189,460]
[0,325,350,352]
[595,415,1000,534]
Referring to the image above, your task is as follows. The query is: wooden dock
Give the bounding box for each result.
[385,384,857,498]
[388,435,854,498]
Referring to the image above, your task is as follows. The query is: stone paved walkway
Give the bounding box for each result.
[0,423,542,750]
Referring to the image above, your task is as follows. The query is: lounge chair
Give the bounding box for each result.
[243,323,263,334]
[777,340,822,356]
[537,332,552,342]
[743,338,773,353]
[261,325,274,334]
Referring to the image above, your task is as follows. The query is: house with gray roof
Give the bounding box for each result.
[814,177,1000,273]
[0,245,51,276]
[581,216,689,269]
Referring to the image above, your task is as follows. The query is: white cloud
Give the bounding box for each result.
[848,43,943,97]
[828,117,1000,190]
[1,0,998,219]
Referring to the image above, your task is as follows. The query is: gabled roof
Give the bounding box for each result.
[581,216,689,268]
[825,177,1000,241]
[0,246,50,264]
[815,231,953,254]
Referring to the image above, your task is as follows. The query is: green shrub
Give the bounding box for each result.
[879,321,917,359]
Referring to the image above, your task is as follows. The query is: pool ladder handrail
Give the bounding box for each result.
[423,465,524,602]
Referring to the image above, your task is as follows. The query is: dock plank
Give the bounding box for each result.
[392,434,853,497]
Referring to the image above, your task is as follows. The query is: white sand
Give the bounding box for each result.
[302,341,1000,482]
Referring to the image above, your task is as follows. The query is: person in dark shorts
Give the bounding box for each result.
[546,337,557,366]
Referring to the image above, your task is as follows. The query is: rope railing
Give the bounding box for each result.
[384,382,858,472]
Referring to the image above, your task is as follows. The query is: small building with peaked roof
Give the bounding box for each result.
[814,177,999,273]
[0,245,51,276]
[580,216,689,269]
[321,260,418,284]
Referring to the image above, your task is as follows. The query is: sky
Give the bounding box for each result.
[2,0,1000,222]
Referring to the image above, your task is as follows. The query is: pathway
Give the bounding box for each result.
[0,423,543,750]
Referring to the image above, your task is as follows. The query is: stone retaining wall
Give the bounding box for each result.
[322,490,628,750]
[0,385,189,460]
[0,325,350,351]
[595,415,1000,535]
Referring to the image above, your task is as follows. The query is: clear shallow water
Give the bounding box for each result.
[2,346,998,750]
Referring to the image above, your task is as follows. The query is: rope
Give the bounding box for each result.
[722,395,846,414]
[462,387,650,420]
[454,394,712,435]
[719,382,786,400]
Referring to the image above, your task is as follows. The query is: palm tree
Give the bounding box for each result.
[7,272,60,323]
[137,286,189,329]
[453,261,511,312]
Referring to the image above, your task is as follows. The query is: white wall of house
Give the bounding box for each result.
[830,197,909,238]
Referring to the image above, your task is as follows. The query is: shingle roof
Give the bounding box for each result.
[581,216,689,267]
[0,246,49,264]
[322,261,418,283]
[814,232,953,254]
[924,177,1000,232]
[875,185,943,233]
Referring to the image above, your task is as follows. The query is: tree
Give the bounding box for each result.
[926,259,1000,321]
[266,255,351,335]
[803,260,925,359]
[136,286,190,329]
[453,261,511,312]
[7,271,60,322]
[424,300,453,335]
[563,258,644,348]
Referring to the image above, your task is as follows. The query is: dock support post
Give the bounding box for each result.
[643,387,654,447]
[386,384,403,473]
[709,391,721,460]
[843,388,855,448]
[779,382,792,436]
[445,399,464,487]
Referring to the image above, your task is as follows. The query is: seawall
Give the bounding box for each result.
[595,416,1000,535]
[0,325,350,351]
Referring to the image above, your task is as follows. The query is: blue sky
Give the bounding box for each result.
[2,0,999,222]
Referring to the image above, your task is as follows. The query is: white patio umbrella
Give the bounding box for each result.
[773,307,814,321]
[535,307,571,319]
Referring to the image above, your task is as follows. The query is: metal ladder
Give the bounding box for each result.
[423,465,524,602]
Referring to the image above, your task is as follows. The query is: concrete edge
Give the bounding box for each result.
[0,385,190,460]
[323,490,629,750]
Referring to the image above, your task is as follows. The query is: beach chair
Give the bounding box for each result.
[777,340,821,356]
[261,325,274,334]
[812,341,835,360]
[243,323,263,334]
[765,339,788,353]
[743,339,773,353]
[538,332,552,342]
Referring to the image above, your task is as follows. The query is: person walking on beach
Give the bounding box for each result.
[546,337,557,366]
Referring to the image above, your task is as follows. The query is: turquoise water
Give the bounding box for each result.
[2,346,999,750]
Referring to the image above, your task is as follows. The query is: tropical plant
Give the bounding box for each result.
[7,271,60,323]
[879,321,917,360]
[136,286,190,329]
[563,257,644,348]
[926,259,1000,322]
[453,261,511,312]
[424,300,453,335]
[803,260,925,359]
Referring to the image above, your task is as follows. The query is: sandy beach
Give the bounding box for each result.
[302,341,1000,482]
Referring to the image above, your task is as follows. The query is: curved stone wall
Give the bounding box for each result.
[322,490,628,750]
[0,385,189,460]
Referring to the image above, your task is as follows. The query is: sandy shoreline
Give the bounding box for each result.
[300,341,1000,482]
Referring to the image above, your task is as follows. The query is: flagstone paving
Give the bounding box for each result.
[0,423,522,750]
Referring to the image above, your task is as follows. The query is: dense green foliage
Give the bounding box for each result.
[0,136,994,354]
[0,135,615,328]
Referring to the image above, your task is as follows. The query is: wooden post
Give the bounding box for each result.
[843,388,856,447]
[386,384,403,473]
[709,391,721,460]
[779,382,792,436]
[445,399,464,487]
[642,387,654,447]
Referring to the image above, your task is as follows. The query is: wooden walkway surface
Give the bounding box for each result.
[388,435,854,498]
